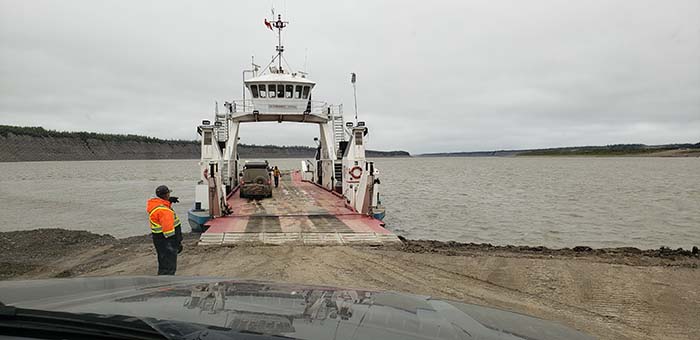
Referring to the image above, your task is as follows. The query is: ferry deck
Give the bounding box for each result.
[199,171,400,246]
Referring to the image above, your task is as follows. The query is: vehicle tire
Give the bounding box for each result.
[254,176,266,185]
[240,191,246,198]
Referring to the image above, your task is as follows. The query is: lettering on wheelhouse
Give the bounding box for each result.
[269,105,299,110]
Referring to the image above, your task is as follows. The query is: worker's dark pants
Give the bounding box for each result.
[274,176,279,187]
[152,227,182,275]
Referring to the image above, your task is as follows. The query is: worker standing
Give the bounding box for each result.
[147,185,183,275]
[273,166,281,188]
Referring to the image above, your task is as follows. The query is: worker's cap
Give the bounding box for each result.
[155,185,170,198]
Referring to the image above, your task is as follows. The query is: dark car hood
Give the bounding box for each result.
[0,276,594,340]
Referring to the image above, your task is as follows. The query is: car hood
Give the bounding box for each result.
[0,276,594,340]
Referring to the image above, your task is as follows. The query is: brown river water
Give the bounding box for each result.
[0,157,698,249]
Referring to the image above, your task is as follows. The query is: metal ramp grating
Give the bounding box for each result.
[199,233,224,245]
[200,232,401,246]
[261,232,303,245]
[302,232,343,245]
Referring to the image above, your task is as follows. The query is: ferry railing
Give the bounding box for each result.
[228,99,341,118]
[229,100,255,113]
[325,104,343,117]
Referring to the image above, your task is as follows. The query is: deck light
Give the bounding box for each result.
[345,122,353,128]
[202,120,211,125]
[214,121,223,127]
[357,121,365,127]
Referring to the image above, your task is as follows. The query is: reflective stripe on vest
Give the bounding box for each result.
[174,212,181,227]
[148,205,179,234]
[164,212,181,237]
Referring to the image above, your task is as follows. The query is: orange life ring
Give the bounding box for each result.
[349,166,363,179]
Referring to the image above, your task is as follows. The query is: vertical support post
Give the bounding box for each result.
[318,122,337,190]
[242,71,246,111]
[351,73,358,124]
[225,121,240,187]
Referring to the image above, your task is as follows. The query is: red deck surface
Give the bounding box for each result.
[204,171,392,235]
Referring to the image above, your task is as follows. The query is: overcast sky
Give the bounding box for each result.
[1,0,698,154]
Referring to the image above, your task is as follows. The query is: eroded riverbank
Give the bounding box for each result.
[1,229,699,340]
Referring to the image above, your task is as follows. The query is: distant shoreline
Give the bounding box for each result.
[419,143,700,158]
[0,125,410,162]
[0,155,416,164]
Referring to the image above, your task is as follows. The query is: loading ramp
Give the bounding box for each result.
[199,171,400,246]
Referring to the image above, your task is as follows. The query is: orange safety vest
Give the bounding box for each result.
[146,197,181,238]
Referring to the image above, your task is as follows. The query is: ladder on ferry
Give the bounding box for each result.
[331,108,345,191]
[214,113,231,187]
[333,116,345,153]
[331,107,345,156]
[333,162,343,190]
[215,114,229,142]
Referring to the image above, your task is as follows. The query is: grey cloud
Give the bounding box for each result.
[1,0,698,154]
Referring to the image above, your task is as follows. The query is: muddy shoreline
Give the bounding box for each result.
[397,236,700,264]
[2,229,698,280]
[2,228,699,340]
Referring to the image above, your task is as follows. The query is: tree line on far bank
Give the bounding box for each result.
[0,125,410,157]
[0,125,194,145]
[518,143,700,156]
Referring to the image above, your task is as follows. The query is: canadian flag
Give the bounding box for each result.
[264,19,273,31]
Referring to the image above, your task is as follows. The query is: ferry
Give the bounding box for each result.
[187,14,397,246]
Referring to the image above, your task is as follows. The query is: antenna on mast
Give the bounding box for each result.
[303,48,308,73]
[273,14,288,73]
[251,56,260,75]
[351,73,358,123]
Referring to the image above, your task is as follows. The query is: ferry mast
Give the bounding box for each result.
[272,14,288,73]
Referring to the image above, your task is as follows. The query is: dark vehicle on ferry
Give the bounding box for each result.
[240,160,273,199]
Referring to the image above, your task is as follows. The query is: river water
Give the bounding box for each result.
[0,157,698,249]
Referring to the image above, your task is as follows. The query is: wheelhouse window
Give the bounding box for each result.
[250,85,259,98]
[277,84,284,98]
[302,86,310,99]
[259,84,267,98]
[285,85,293,98]
[295,85,302,99]
[204,131,212,145]
[268,84,276,98]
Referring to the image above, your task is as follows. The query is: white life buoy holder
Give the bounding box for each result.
[349,166,363,179]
